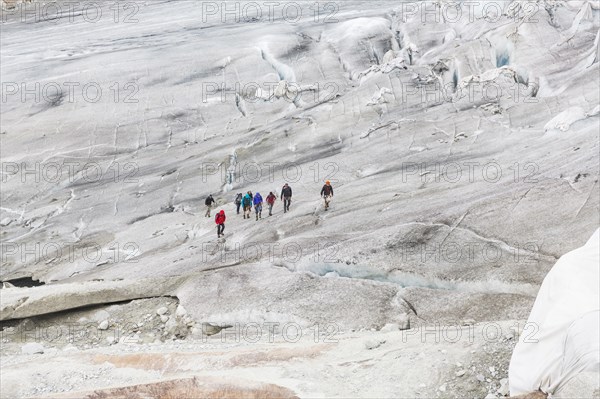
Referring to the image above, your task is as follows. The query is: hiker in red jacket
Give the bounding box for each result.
[215,210,226,238]
[266,192,277,216]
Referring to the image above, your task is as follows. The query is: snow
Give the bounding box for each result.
[544,106,590,132]
[509,229,600,396]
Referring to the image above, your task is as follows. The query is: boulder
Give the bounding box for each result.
[364,338,385,350]
[21,342,44,354]
[156,307,169,316]
[380,323,400,333]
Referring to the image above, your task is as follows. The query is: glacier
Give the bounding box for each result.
[0,0,599,397]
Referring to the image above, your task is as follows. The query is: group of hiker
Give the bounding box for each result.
[235,191,271,220]
[206,181,334,238]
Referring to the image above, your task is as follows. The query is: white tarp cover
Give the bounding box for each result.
[509,228,600,396]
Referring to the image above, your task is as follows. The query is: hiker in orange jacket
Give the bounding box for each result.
[321,181,334,211]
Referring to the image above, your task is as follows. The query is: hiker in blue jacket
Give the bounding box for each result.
[242,191,253,220]
[253,192,263,221]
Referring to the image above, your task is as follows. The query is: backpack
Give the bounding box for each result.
[235,193,242,204]
[205,196,213,206]
[243,195,252,206]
